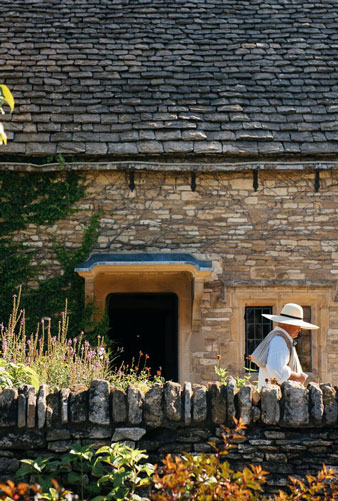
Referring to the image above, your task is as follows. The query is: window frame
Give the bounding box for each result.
[229,286,329,382]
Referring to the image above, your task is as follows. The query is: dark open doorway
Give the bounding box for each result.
[107,293,178,381]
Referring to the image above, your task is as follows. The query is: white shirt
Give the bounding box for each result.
[258,328,293,387]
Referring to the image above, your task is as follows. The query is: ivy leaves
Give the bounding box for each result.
[0,170,102,339]
[0,171,85,233]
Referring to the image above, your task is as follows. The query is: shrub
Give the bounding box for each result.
[16,442,154,500]
[1,289,110,390]
[151,418,269,500]
[274,464,338,500]
[110,351,165,393]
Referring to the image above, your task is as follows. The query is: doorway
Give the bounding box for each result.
[107,293,178,381]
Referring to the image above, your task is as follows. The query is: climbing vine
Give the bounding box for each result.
[0,169,106,339]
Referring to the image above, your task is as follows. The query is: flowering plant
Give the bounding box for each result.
[111,351,165,392]
[214,354,228,384]
[1,289,110,390]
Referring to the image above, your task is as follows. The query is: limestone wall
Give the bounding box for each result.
[9,167,338,383]
[0,379,338,493]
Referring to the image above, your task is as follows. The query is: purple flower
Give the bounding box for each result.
[68,339,72,346]
[73,337,77,344]
[87,350,96,360]
[98,347,105,356]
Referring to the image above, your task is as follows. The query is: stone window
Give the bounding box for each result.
[229,286,329,382]
[244,306,272,369]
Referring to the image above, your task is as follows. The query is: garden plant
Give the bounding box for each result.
[0,290,164,391]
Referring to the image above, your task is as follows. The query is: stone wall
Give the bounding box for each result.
[8,167,338,383]
[1,379,338,493]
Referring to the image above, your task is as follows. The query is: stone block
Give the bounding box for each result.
[226,376,237,426]
[18,385,32,429]
[164,382,182,422]
[37,385,48,429]
[261,386,281,425]
[144,384,163,428]
[112,427,146,442]
[60,389,70,425]
[128,385,144,425]
[282,382,309,427]
[309,382,324,425]
[111,387,127,423]
[0,431,45,450]
[265,453,288,463]
[17,394,26,429]
[88,427,112,439]
[0,457,20,473]
[69,386,88,424]
[138,141,164,153]
[238,385,252,425]
[321,383,338,425]
[192,384,207,422]
[184,382,192,425]
[26,386,37,429]
[89,380,110,426]
[0,388,18,428]
[48,440,73,453]
[46,391,61,428]
[252,405,261,422]
[47,429,71,441]
[208,383,227,424]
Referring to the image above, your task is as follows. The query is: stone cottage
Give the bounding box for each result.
[1,0,338,385]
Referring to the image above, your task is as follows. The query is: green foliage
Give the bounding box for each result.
[0,359,39,390]
[24,210,107,343]
[0,169,107,341]
[16,442,154,501]
[1,290,110,390]
[111,351,165,393]
[215,355,257,388]
[92,442,154,501]
[0,170,85,233]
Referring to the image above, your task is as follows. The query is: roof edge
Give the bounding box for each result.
[1,160,338,173]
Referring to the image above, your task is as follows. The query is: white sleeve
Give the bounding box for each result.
[266,336,292,384]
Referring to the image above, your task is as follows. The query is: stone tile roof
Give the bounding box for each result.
[2,0,338,157]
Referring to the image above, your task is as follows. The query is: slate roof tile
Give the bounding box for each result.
[2,0,338,156]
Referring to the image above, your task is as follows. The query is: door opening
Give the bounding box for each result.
[107,293,178,381]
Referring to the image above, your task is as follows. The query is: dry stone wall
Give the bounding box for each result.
[0,379,338,492]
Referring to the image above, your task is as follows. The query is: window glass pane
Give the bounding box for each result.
[297,306,312,372]
[245,306,272,370]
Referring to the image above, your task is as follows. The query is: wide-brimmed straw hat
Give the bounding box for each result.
[262,303,319,330]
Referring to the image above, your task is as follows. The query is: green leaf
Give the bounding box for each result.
[66,471,82,483]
